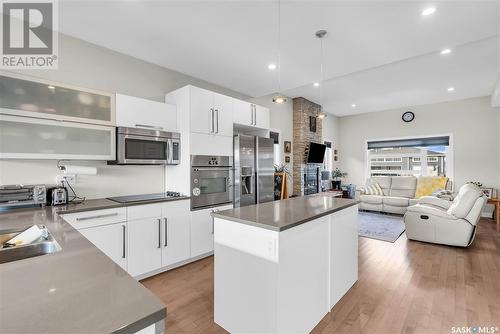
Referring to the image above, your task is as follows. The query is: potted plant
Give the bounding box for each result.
[331,168,348,190]
[274,163,290,175]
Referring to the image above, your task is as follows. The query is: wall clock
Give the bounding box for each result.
[402,111,415,123]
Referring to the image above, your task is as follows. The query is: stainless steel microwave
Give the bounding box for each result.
[110,127,180,165]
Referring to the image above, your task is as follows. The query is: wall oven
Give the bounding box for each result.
[111,127,180,165]
[190,155,232,210]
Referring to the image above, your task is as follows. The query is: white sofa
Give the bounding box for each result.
[359,176,419,214]
[404,184,485,247]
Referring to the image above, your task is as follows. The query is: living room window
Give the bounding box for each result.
[324,141,333,172]
[270,131,281,166]
[366,136,451,178]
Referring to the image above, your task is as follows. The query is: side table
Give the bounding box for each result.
[487,198,500,225]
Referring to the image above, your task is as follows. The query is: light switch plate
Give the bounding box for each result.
[56,174,76,186]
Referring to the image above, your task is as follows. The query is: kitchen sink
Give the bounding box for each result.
[0,226,61,264]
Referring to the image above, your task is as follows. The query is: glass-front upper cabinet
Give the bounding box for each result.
[0,114,115,160]
[0,73,115,126]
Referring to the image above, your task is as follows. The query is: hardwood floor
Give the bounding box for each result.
[141,218,500,334]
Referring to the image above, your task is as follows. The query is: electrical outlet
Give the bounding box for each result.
[56,174,76,186]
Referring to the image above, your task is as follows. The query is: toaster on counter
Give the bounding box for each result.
[46,187,68,205]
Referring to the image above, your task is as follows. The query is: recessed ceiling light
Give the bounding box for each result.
[447,87,455,92]
[313,82,320,87]
[421,7,436,16]
[268,63,277,70]
[351,104,357,108]
[440,49,451,55]
[47,85,55,90]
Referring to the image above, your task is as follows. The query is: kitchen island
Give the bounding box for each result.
[212,194,359,334]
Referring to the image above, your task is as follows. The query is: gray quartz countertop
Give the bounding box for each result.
[212,194,359,232]
[0,200,170,333]
[56,195,190,215]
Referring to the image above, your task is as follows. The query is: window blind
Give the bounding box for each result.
[367,136,449,149]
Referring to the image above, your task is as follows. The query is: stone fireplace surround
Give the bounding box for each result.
[292,97,323,196]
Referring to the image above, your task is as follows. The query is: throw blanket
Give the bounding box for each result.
[432,189,454,201]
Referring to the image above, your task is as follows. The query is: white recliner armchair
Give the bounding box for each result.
[404,184,486,247]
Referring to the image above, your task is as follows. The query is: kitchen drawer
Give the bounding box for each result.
[62,208,127,230]
[127,203,163,221]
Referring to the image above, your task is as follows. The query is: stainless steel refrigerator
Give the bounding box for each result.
[233,134,274,207]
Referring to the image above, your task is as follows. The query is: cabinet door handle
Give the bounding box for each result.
[122,224,126,258]
[209,108,214,133]
[215,109,219,134]
[164,218,168,247]
[211,210,216,234]
[76,212,118,221]
[167,139,173,163]
[135,124,164,130]
[251,105,255,125]
[157,218,161,248]
[253,105,256,125]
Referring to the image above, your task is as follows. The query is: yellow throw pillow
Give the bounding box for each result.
[415,176,448,198]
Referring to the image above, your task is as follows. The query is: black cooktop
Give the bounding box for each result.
[107,192,183,204]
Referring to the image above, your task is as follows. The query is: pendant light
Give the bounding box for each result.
[315,29,328,118]
[272,0,287,104]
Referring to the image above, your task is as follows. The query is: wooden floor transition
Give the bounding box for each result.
[141,218,500,334]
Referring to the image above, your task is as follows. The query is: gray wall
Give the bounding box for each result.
[338,96,500,191]
[0,33,249,198]
[248,94,293,163]
[322,114,340,171]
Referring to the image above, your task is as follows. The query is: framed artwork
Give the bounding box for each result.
[481,188,493,199]
[309,116,317,132]
[285,156,290,163]
[284,141,292,153]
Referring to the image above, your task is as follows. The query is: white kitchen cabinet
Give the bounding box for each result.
[190,86,215,135]
[79,223,127,270]
[213,93,233,136]
[233,99,253,126]
[254,105,270,129]
[0,114,115,160]
[0,73,115,126]
[189,86,233,137]
[127,217,163,277]
[162,200,191,266]
[62,208,127,270]
[116,94,177,131]
[233,98,270,129]
[191,204,233,258]
[190,132,233,157]
[127,200,191,277]
[61,200,208,279]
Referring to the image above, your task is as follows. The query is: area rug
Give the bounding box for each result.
[358,211,405,243]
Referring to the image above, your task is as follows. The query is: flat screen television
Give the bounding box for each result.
[306,142,326,163]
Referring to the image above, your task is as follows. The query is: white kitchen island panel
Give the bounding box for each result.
[213,196,359,334]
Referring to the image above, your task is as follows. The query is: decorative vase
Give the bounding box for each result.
[332,180,342,190]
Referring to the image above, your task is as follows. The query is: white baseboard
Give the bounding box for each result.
[135,251,214,281]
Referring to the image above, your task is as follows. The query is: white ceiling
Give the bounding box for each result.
[57,0,500,116]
